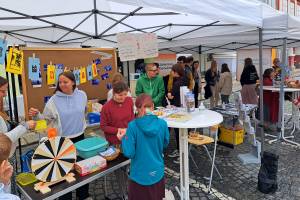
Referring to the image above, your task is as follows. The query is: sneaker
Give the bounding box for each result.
[168,150,179,158]
[173,157,180,164]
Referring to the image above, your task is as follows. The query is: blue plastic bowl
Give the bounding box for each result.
[75,137,108,159]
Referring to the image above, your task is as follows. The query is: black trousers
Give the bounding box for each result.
[59,134,89,200]
[194,83,199,108]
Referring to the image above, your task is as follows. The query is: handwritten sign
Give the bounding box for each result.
[0,39,7,65]
[6,48,24,74]
[117,33,158,61]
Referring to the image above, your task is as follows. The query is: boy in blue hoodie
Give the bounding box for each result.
[117,94,169,200]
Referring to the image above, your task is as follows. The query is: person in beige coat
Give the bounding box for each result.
[219,63,232,104]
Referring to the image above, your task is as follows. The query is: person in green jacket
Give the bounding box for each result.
[135,63,165,107]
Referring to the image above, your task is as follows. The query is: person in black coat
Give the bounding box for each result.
[167,64,185,164]
[205,60,220,108]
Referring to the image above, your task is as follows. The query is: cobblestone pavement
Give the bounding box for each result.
[82,127,300,200]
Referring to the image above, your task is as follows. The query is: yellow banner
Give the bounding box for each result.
[47,64,56,85]
[6,48,24,75]
[80,67,87,84]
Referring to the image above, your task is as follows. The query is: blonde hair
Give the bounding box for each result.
[0,133,12,164]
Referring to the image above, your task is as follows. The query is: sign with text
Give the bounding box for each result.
[117,33,158,61]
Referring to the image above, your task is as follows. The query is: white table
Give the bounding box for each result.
[163,109,223,200]
[263,86,300,146]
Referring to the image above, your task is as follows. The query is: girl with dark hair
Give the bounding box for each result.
[219,63,232,104]
[117,94,169,200]
[0,76,36,194]
[29,71,90,200]
[192,61,202,108]
[263,68,279,127]
[240,58,259,104]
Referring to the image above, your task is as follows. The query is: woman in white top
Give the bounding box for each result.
[107,72,131,101]
[0,76,36,194]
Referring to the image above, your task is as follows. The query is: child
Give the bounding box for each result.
[0,134,20,199]
[117,94,169,200]
[263,68,279,128]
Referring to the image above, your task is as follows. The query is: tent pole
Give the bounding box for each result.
[258,28,265,153]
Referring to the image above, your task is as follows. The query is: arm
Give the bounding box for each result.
[121,124,136,159]
[153,77,165,106]
[100,106,118,135]
[4,124,27,144]
[218,74,225,91]
[135,79,143,97]
[188,72,195,90]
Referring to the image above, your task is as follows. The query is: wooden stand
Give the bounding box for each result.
[34,173,76,194]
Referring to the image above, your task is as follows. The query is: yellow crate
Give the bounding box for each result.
[219,126,244,145]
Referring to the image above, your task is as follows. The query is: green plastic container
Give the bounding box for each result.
[75,137,108,159]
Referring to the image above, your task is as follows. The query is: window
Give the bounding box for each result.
[282,0,288,12]
[290,2,295,15]
[298,5,300,16]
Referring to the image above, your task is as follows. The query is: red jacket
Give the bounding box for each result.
[263,77,279,123]
[100,97,135,145]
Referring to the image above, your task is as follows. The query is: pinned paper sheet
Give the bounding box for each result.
[28,57,42,87]
[80,67,87,84]
[47,64,56,85]
[104,65,112,72]
[73,69,80,85]
[101,73,109,80]
[55,64,64,83]
[6,48,24,75]
[87,65,93,80]
[92,63,98,78]
[35,120,47,132]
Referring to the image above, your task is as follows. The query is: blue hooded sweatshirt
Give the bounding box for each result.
[122,114,169,186]
[52,88,87,137]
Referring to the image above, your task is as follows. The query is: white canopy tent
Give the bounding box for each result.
[0,0,263,48]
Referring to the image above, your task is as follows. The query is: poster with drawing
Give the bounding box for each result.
[6,48,24,75]
[28,57,42,87]
[117,33,158,61]
[0,39,7,65]
[47,64,56,85]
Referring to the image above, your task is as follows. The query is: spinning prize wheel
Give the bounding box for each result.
[31,136,77,183]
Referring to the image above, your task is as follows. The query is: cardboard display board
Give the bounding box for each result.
[21,48,117,119]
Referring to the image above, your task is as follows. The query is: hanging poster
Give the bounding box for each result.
[95,58,101,65]
[106,83,112,90]
[101,73,109,80]
[73,69,80,85]
[28,57,42,87]
[80,67,87,84]
[55,64,64,83]
[104,65,112,72]
[87,65,93,80]
[92,79,100,85]
[0,39,7,65]
[6,48,24,75]
[117,33,158,61]
[47,64,56,85]
[92,63,98,78]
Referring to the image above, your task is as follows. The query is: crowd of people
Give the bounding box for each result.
[0,55,283,200]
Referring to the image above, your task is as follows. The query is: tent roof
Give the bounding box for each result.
[0,0,262,47]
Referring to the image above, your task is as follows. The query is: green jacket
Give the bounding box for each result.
[135,74,165,107]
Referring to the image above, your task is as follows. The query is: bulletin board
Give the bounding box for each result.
[21,48,117,119]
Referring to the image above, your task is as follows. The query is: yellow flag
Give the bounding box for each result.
[80,67,87,84]
[92,63,98,78]
[47,64,56,85]
[6,48,24,75]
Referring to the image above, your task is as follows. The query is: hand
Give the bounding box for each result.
[117,128,126,141]
[0,160,13,185]
[167,93,173,99]
[26,120,36,130]
[28,108,39,117]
